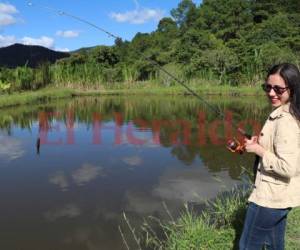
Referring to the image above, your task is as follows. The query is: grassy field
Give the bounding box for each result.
[0,84,262,109]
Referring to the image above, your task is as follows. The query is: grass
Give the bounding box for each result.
[146,184,250,250]
[286,207,300,249]
[126,179,300,250]
[0,88,75,108]
[0,83,263,109]
[98,84,262,96]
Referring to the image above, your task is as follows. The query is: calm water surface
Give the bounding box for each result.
[0,95,269,250]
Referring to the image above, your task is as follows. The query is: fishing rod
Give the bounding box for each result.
[27,1,252,154]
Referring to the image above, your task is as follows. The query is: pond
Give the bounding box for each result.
[0,95,269,250]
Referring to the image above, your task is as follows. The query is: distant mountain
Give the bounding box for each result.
[0,43,70,68]
[71,45,98,54]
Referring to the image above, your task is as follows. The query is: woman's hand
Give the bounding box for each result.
[244,136,266,157]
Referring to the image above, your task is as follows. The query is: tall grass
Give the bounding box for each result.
[0,63,53,92]
[0,60,267,93]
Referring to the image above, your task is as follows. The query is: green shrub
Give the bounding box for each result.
[14,66,34,90]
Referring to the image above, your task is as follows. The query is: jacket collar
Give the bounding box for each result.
[269,103,290,120]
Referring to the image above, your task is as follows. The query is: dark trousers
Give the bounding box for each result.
[239,202,290,250]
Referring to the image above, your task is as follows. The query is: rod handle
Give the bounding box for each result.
[237,128,252,139]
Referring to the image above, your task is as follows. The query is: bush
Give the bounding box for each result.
[14,66,34,90]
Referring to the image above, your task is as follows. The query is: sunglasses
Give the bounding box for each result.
[261,83,289,95]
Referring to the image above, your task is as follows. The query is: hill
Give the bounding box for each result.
[0,43,70,68]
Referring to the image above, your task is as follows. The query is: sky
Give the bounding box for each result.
[0,0,201,52]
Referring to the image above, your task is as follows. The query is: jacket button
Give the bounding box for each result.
[270,165,273,169]
[260,132,264,136]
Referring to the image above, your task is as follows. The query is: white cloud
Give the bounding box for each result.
[0,35,57,49]
[55,47,70,52]
[0,3,18,14]
[21,36,55,48]
[0,34,16,47]
[0,3,18,26]
[110,7,164,24]
[56,30,80,38]
[0,13,16,25]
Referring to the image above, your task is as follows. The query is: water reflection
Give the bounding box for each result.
[0,95,269,250]
[122,155,143,167]
[45,204,81,221]
[152,168,237,203]
[72,163,105,186]
[49,163,106,191]
[0,134,25,161]
[49,170,69,191]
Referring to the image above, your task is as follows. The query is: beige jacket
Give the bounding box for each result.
[248,103,300,208]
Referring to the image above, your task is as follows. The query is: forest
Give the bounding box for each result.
[1,0,300,92]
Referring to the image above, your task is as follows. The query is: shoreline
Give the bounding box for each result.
[139,182,300,249]
[0,84,262,109]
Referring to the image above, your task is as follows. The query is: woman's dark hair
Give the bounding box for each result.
[267,63,300,121]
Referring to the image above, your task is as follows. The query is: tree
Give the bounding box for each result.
[198,0,252,41]
[188,46,239,84]
[157,17,178,34]
[170,0,197,28]
[90,46,119,67]
[175,29,221,63]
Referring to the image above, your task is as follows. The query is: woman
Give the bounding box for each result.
[239,63,300,249]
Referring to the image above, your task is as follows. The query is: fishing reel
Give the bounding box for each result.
[226,128,251,154]
[226,138,245,154]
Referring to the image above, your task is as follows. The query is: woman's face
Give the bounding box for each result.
[266,73,290,107]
